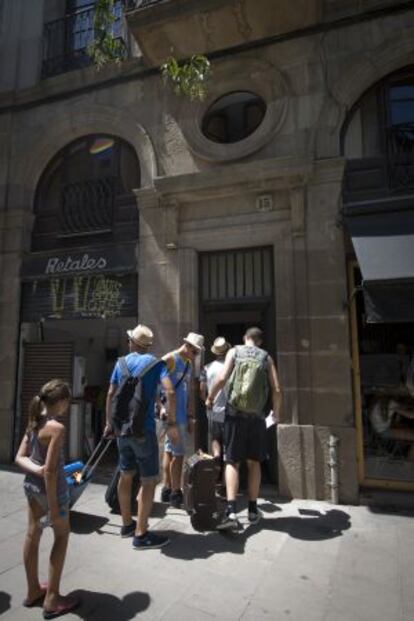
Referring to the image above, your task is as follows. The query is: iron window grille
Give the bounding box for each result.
[59,176,117,237]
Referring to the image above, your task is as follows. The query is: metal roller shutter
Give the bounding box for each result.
[19,343,73,440]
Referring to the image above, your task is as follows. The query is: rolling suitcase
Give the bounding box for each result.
[183,451,219,531]
[64,437,113,509]
[105,465,140,514]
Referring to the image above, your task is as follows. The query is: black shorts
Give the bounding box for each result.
[223,413,267,464]
[211,421,224,443]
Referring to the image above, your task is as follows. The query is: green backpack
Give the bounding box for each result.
[228,345,269,415]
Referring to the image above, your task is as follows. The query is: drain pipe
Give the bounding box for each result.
[329,434,339,504]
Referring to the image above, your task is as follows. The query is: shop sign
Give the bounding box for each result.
[21,273,137,321]
[21,244,137,280]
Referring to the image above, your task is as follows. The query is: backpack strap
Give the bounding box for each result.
[118,357,131,379]
[138,358,161,380]
[174,360,190,390]
[118,357,160,381]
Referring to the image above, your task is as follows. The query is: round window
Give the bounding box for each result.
[202,91,266,144]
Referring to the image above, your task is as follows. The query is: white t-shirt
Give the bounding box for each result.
[202,359,227,422]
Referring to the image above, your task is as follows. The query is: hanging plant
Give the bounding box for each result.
[87,0,124,69]
[160,55,211,101]
[88,0,212,100]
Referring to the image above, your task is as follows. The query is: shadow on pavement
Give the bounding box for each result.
[68,589,150,621]
[70,511,109,535]
[0,591,11,615]
[160,508,351,560]
[149,501,169,519]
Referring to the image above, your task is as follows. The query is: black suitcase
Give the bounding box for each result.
[183,452,219,531]
[105,466,140,514]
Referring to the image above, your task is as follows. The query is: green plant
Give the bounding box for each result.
[160,55,211,101]
[87,1,212,101]
[87,0,124,69]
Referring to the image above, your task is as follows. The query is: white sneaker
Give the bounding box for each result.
[248,509,263,525]
[217,512,241,531]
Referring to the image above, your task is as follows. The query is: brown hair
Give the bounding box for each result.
[244,326,263,345]
[27,379,71,433]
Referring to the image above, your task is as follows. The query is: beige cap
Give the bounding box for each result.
[183,332,204,352]
[211,337,231,356]
[127,324,154,347]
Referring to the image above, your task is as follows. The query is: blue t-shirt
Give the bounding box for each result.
[161,353,191,425]
[110,353,165,433]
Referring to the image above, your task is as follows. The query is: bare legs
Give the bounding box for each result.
[44,514,70,610]
[118,470,159,536]
[23,500,45,603]
[118,470,135,526]
[136,480,157,536]
[246,459,261,502]
[162,451,183,491]
[225,459,261,502]
[211,439,221,459]
[24,499,71,612]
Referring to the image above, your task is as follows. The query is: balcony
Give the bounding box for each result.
[42,2,128,79]
[125,0,320,67]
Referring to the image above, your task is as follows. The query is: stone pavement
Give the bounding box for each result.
[0,468,413,621]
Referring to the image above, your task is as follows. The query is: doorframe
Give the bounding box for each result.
[348,260,414,492]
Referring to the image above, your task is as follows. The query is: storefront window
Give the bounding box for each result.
[353,268,414,483]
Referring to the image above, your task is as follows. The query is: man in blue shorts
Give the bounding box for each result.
[105,324,178,550]
[160,332,204,507]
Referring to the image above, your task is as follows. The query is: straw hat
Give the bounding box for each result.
[183,332,204,352]
[127,324,154,347]
[211,337,231,356]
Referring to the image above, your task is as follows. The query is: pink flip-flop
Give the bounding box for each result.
[43,595,80,619]
[23,583,48,607]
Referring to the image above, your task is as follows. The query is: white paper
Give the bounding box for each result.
[265,410,277,429]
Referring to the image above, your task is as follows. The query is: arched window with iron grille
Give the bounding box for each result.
[33,134,140,251]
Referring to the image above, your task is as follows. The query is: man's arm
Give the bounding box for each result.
[267,356,282,422]
[199,367,207,402]
[161,375,176,424]
[205,349,235,408]
[104,383,116,436]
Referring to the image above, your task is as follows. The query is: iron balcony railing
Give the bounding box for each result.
[42,2,128,79]
[388,122,414,189]
[59,176,117,237]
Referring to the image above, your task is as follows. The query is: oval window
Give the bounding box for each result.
[202,91,266,144]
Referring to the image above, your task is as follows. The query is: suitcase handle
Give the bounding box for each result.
[80,437,113,482]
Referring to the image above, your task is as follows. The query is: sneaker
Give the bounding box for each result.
[248,509,263,525]
[160,487,171,503]
[132,531,170,550]
[216,512,241,531]
[120,520,136,538]
[170,489,183,508]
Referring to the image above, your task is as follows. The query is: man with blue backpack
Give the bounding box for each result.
[206,327,282,531]
[104,324,178,550]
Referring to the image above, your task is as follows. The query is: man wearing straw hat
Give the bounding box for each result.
[160,332,205,508]
[200,337,231,473]
[105,324,177,550]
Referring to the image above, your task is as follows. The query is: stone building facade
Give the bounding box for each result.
[1,0,414,503]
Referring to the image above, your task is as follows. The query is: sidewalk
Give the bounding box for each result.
[0,468,413,621]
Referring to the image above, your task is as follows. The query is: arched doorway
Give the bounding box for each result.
[16,134,140,459]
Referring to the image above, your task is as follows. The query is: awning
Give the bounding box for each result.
[345,209,414,323]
